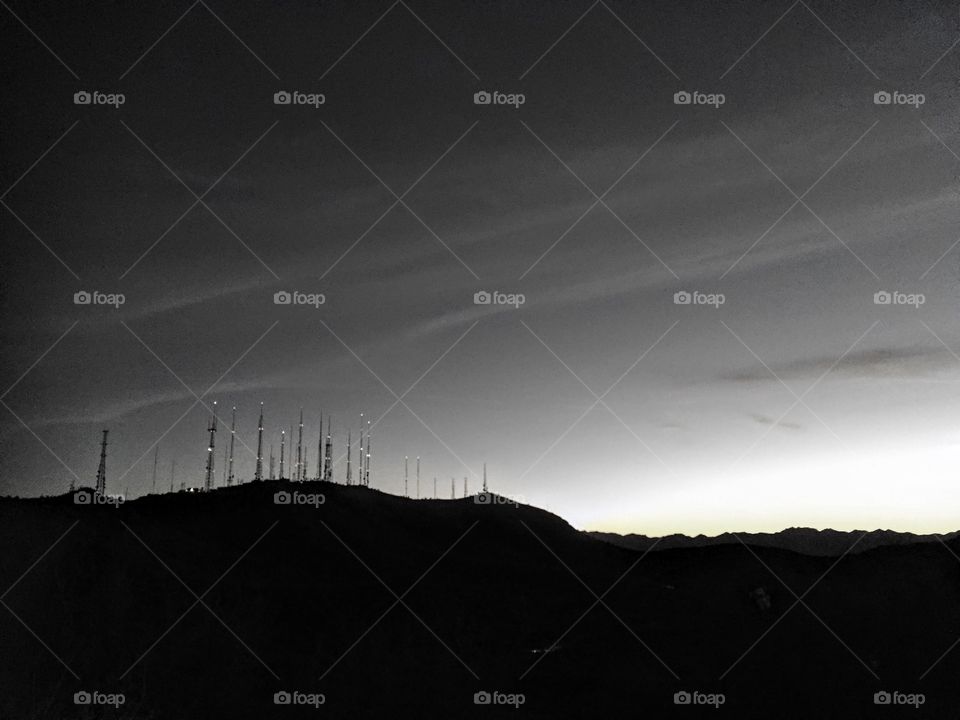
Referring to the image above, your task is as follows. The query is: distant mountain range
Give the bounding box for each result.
[588,527,960,556]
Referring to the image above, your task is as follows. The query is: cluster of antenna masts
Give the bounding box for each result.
[86,403,490,500]
[198,402,372,491]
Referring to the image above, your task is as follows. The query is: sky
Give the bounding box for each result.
[2,0,960,535]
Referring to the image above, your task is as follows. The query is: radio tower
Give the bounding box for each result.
[451,478,455,499]
[324,417,333,482]
[317,410,326,480]
[254,403,264,481]
[416,456,420,499]
[279,429,286,479]
[346,430,352,485]
[227,406,237,486]
[169,459,176,493]
[463,476,468,498]
[364,426,371,487]
[296,408,304,482]
[95,429,108,496]
[358,414,364,485]
[404,456,408,497]
[483,463,488,493]
[433,476,437,498]
[204,401,218,491]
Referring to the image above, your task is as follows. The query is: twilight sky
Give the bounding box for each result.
[2,0,960,534]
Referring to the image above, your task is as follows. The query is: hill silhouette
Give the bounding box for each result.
[1,481,958,718]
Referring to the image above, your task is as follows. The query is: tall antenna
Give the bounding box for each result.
[296,408,304,482]
[227,406,237,486]
[169,459,176,493]
[346,430,352,485]
[204,401,218,492]
[95,429,108,496]
[482,463,488,493]
[151,445,159,495]
[324,417,333,482]
[451,477,455,499]
[416,456,420,499]
[463,476,468,498]
[254,403,264,481]
[358,413,364,486]
[365,424,371,487]
[317,413,324,481]
[279,429,286,479]
[404,456,408,497]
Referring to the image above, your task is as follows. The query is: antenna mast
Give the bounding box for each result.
[204,402,218,491]
[254,403,264,481]
[279,429,286,479]
[404,456,408,497]
[482,463,488,493]
[324,417,333,482]
[95,429,108,496]
[346,430,352,485]
[151,445,159,495]
[416,456,420,499]
[227,406,237,485]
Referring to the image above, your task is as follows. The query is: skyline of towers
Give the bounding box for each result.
[323,418,333,482]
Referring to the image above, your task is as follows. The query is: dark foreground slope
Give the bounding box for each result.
[0,482,958,719]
